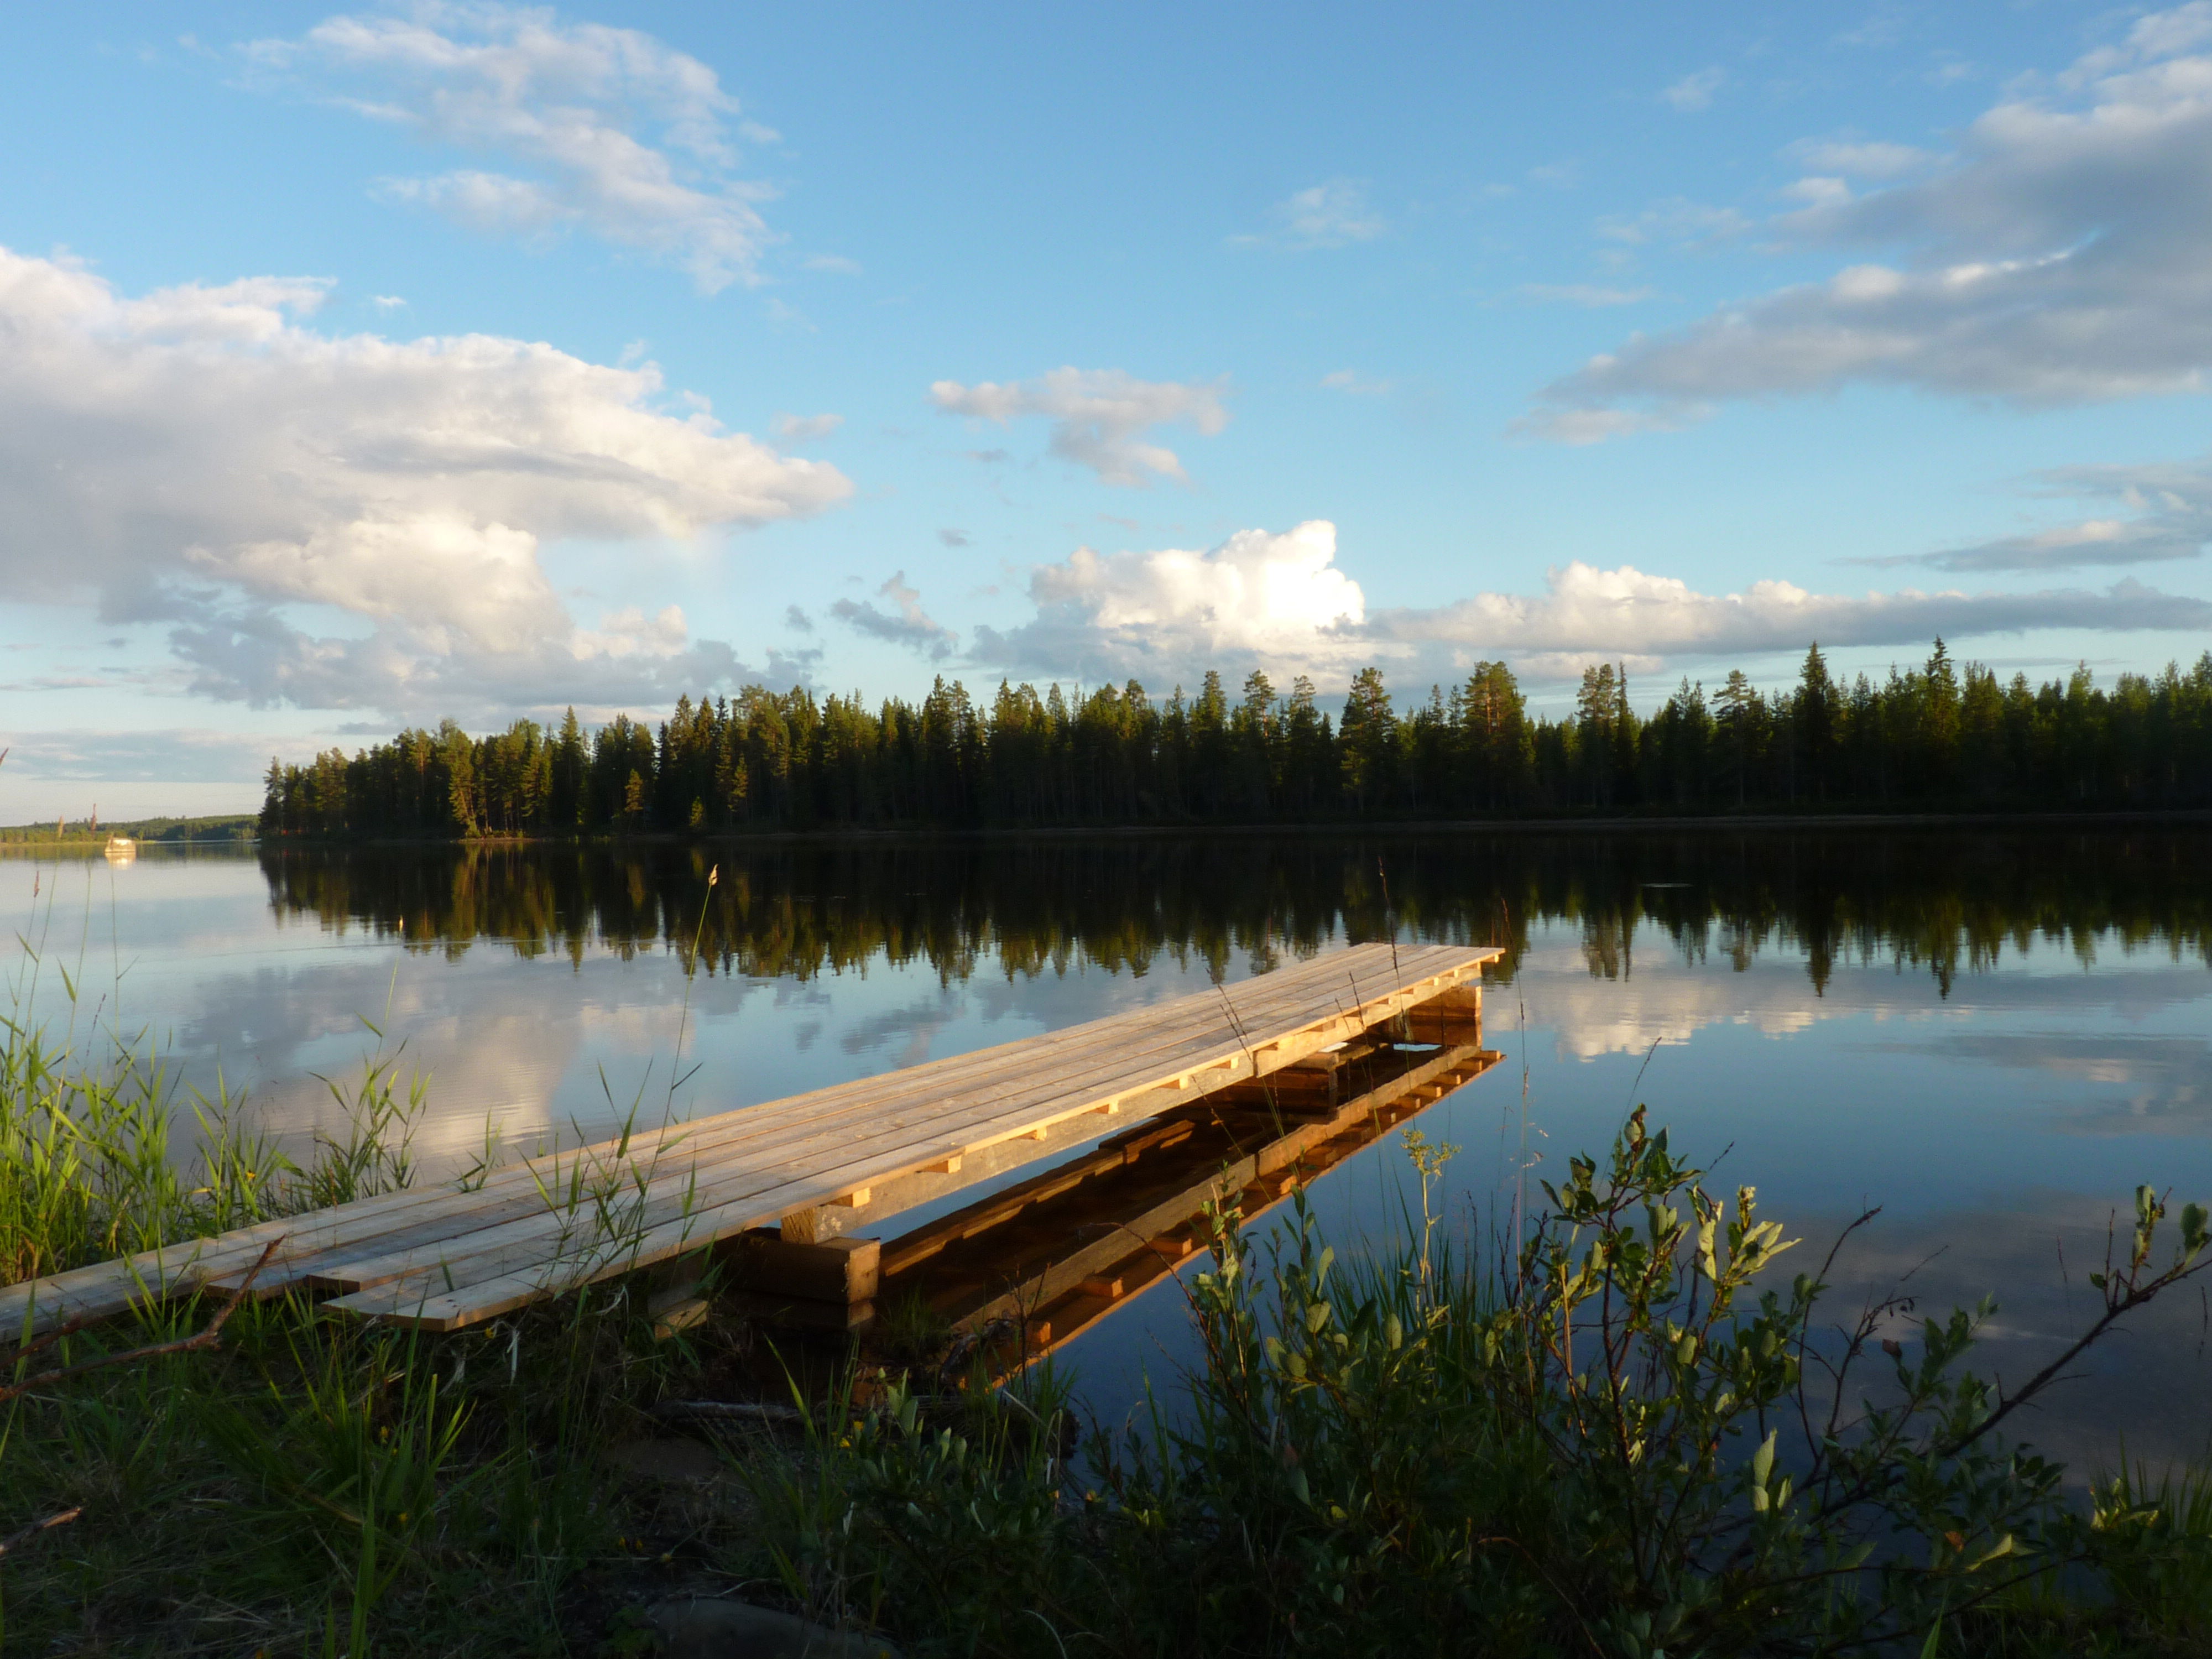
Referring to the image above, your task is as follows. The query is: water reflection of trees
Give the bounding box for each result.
[257,829,2212,997]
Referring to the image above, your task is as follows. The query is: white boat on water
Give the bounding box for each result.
[103,835,135,862]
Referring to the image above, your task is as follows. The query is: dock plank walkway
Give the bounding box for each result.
[2,941,1498,1337]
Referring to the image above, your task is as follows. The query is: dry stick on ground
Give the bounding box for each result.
[650,1399,806,1426]
[0,1505,84,1561]
[0,1236,286,1559]
[0,1236,286,1404]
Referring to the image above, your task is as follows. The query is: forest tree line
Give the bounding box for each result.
[257,641,2212,838]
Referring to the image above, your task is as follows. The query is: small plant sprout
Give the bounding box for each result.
[1399,1125,1459,1301]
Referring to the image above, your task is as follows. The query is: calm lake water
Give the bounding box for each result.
[12,828,2212,1473]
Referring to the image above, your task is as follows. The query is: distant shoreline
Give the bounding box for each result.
[17,804,2212,855]
[171,802,2212,852]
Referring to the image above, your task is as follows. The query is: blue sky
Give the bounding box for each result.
[6,1,2212,815]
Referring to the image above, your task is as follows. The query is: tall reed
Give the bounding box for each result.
[0,935,435,1292]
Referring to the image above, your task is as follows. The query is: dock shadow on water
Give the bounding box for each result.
[6,826,2212,1653]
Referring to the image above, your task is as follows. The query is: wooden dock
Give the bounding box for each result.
[1,942,1499,1338]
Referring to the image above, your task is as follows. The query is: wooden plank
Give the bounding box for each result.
[260,943,1467,1285]
[311,950,1495,1307]
[317,951,1498,1316]
[8,943,1499,1334]
[12,946,1391,1320]
[30,943,1375,1312]
[303,946,1484,1291]
[308,975,1377,1291]
[299,982,1486,1318]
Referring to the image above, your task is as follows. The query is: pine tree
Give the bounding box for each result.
[1798,644,1834,801]
[553,707,587,830]
[1714,670,1760,807]
[1339,666,1397,813]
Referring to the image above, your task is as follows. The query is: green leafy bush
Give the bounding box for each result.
[738,1113,2212,1657]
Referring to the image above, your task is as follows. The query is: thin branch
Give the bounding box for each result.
[0,1505,81,1560]
[1943,1252,2212,1458]
[0,1235,284,1405]
[651,1398,805,1426]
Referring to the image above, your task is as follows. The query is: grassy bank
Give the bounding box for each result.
[5,1015,2212,1654]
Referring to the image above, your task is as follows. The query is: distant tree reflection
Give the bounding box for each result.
[257,830,2212,998]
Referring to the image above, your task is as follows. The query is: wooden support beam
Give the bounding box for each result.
[728,1291,875,1334]
[647,1284,712,1341]
[725,1232,881,1304]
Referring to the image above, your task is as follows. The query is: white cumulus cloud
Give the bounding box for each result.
[1238,179,1386,249]
[975,521,1368,679]
[929,368,1229,487]
[1375,562,2212,666]
[0,246,850,714]
[973,520,2212,690]
[1663,66,1725,112]
[249,4,778,293]
[1531,3,2212,437]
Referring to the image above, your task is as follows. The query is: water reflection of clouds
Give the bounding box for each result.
[1523,921,2212,1062]
[964,950,1227,1030]
[1484,919,2212,1476]
[1858,1032,2212,1134]
[573,994,718,1055]
[836,986,965,1067]
[173,961,588,1166]
[1789,1192,2212,1476]
[821,950,1235,1072]
[1523,936,1859,1060]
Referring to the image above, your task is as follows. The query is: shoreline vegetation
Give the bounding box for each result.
[0,814,256,848]
[256,642,2212,841]
[15,805,2212,857]
[5,1014,2212,1655]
